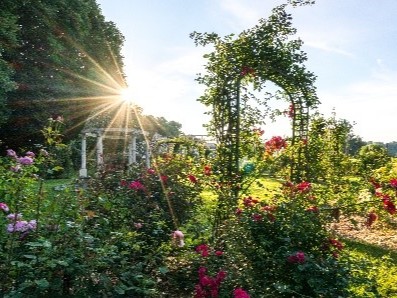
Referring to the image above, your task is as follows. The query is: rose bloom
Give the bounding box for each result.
[261,205,276,212]
[329,238,344,250]
[7,213,22,221]
[383,199,396,215]
[0,202,9,212]
[172,230,185,247]
[306,206,319,213]
[251,213,263,222]
[235,208,243,216]
[365,211,378,227]
[134,222,143,229]
[296,181,311,193]
[147,168,156,175]
[243,196,259,207]
[204,165,212,176]
[199,275,213,287]
[25,151,35,158]
[265,136,287,153]
[390,178,397,188]
[172,230,184,239]
[233,288,250,298]
[7,219,37,233]
[188,174,198,184]
[288,251,306,264]
[7,149,17,158]
[370,178,381,190]
[196,244,210,257]
[128,180,145,191]
[215,270,227,284]
[18,156,34,165]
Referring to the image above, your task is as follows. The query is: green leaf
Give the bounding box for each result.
[159,266,169,274]
[52,166,64,172]
[56,260,69,266]
[11,261,28,268]
[26,240,52,248]
[23,255,37,259]
[35,278,49,289]
[114,286,126,295]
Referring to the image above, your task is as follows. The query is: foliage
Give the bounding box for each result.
[276,112,355,183]
[0,119,205,296]
[346,240,397,297]
[37,116,74,179]
[1,121,397,297]
[357,144,391,177]
[0,0,19,128]
[270,113,392,226]
[384,142,397,157]
[1,1,397,297]
[0,151,203,296]
[191,3,319,230]
[347,134,366,156]
[142,116,183,138]
[222,183,349,297]
[0,0,126,150]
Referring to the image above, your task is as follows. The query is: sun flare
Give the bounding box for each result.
[120,87,135,103]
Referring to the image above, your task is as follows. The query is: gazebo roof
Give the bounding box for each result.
[81,101,147,137]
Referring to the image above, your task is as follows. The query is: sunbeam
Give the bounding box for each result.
[120,87,135,104]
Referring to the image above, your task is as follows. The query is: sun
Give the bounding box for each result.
[120,87,135,103]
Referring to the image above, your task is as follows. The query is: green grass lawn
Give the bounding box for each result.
[345,239,397,297]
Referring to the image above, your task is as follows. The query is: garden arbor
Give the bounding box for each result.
[192,5,319,215]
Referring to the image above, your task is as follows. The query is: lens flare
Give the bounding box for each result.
[120,87,135,103]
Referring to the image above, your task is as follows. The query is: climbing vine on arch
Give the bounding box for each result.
[191,4,319,221]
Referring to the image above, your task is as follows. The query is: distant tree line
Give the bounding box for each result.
[348,137,397,157]
[307,113,396,158]
[371,141,397,157]
[0,0,181,152]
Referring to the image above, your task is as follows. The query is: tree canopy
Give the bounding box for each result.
[0,0,126,149]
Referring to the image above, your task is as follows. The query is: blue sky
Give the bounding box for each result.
[96,0,397,142]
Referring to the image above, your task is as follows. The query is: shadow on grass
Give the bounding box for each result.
[343,238,397,261]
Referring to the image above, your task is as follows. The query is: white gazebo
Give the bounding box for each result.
[79,127,150,178]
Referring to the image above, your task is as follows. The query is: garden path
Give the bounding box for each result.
[331,216,397,251]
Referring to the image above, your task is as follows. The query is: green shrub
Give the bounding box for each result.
[209,181,350,297]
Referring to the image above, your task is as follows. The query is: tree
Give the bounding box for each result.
[347,134,366,156]
[141,116,182,138]
[303,113,354,182]
[0,0,19,128]
[357,144,391,176]
[386,142,397,156]
[0,0,126,150]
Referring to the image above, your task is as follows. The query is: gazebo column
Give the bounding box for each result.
[145,143,151,168]
[79,134,88,177]
[96,134,104,170]
[128,135,137,165]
